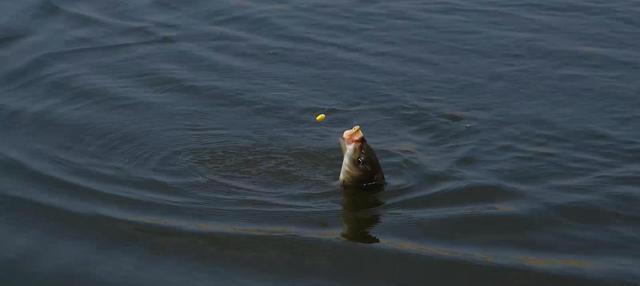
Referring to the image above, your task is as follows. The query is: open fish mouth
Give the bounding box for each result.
[342,125,364,144]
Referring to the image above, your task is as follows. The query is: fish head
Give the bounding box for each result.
[339,125,385,187]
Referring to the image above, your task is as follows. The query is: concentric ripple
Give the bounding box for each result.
[1,0,639,285]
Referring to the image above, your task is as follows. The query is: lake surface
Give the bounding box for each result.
[1,0,639,285]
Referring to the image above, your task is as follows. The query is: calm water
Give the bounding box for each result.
[1,0,639,285]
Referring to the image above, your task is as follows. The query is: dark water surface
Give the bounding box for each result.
[1,0,639,285]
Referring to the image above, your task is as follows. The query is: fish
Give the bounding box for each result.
[339,125,385,188]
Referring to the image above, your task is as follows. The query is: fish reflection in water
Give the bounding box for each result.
[341,185,384,244]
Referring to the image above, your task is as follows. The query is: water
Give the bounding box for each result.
[1,0,639,285]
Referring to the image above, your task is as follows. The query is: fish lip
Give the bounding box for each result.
[342,125,364,144]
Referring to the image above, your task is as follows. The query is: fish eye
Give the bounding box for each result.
[357,157,365,165]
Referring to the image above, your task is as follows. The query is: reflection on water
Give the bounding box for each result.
[341,185,384,244]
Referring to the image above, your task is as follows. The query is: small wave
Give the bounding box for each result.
[386,181,525,210]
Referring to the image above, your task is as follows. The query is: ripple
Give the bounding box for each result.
[386,182,526,210]
[188,144,339,188]
[9,190,632,286]
[1,0,639,284]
